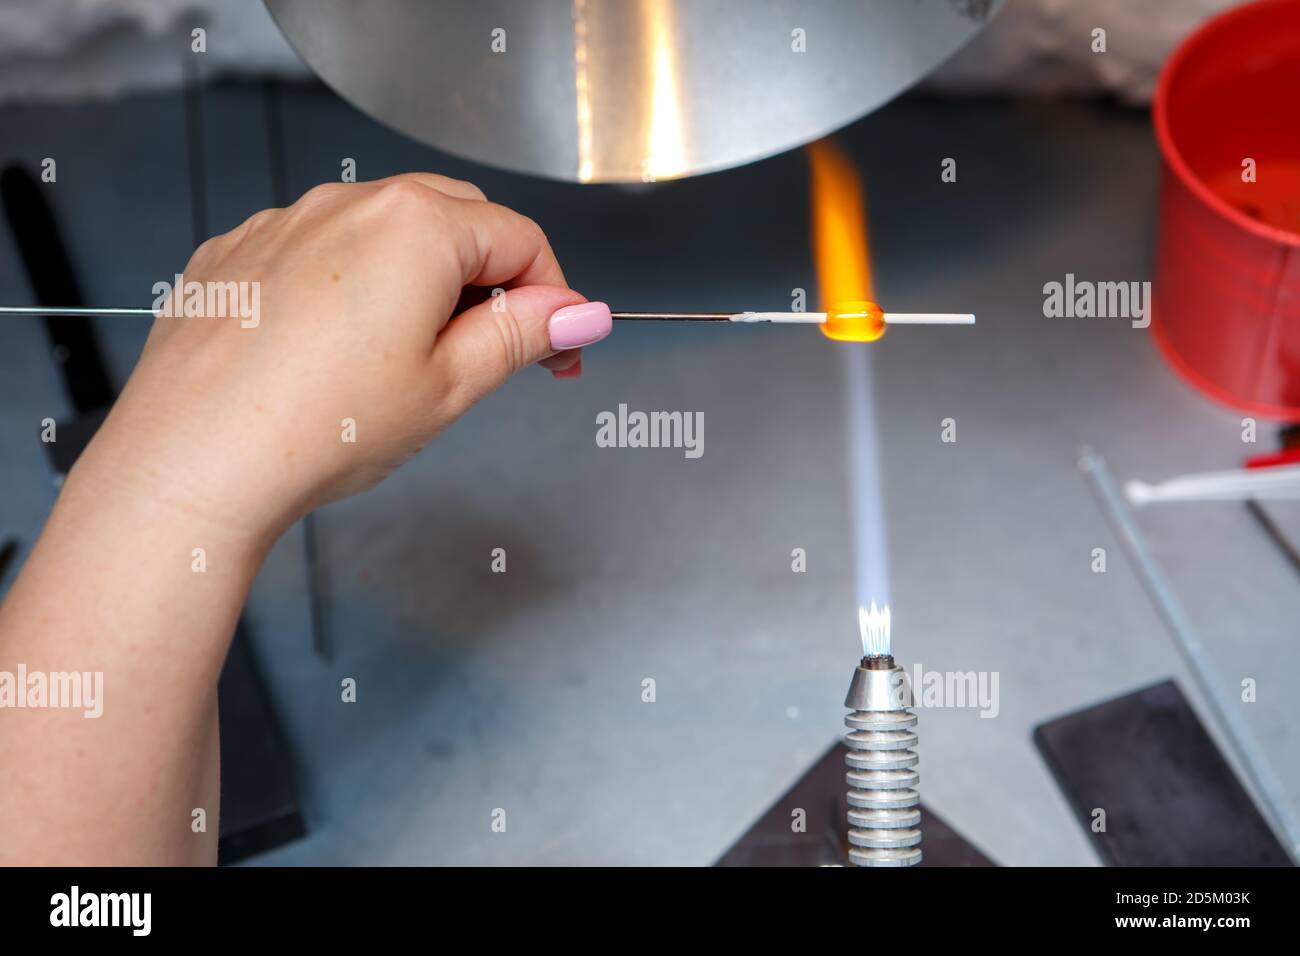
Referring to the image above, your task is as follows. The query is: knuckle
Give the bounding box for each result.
[299,181,347,208]
[193,206,280,263]
[448,176,486,201]
[372,180,450,227]
[517,214,554,261]
[515,212,545,243]
[228,207,276,245]
[380,179,440,209]
[491,207,549,254]
[188,234,225,265]
[246,207,278,230]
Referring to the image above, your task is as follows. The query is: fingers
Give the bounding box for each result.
[549,354,583,380]
[374,171,565,288]
[431,288,611,412]
[443,196,567,290]
[285,172,588,386]
[539,349,582,374]
[383,172,488,203]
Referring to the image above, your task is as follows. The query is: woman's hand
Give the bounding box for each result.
[0,173,611,864]
[87,172,611,550]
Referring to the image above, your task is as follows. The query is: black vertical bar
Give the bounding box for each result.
[182,55,209,245]
[0,166,116,414]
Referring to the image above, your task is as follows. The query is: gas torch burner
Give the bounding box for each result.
[843,602,921,867]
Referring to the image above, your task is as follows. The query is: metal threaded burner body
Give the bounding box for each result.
[843,655,921,867]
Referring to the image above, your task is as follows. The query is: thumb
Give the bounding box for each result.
[431,285,611,409]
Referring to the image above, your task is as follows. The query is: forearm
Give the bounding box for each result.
[0,171,603,866]
[0,447,268,865]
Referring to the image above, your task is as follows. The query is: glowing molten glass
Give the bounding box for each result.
[807,139,882,342]
[826,300,885,342]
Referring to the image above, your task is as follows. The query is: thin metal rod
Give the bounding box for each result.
[0,306,155,317]
[612,311,974,325]
[1245,498,1300,582]
[612,312,734,321]
[1080,446,1300,861]
[1127,464,1300,505]
[0,306,977,327]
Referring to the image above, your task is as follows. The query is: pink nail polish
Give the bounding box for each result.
[549,301,611,350]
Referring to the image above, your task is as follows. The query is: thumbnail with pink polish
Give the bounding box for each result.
[548,301,612,350]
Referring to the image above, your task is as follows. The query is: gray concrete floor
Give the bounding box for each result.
[1,85,1297,865]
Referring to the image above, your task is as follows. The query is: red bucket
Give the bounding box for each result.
[1152,0,1300,419]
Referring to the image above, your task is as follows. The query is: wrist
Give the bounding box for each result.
[64,405,291,563]
[60,457,279,572]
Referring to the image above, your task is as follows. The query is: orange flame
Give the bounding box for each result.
[807,139,884,342]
